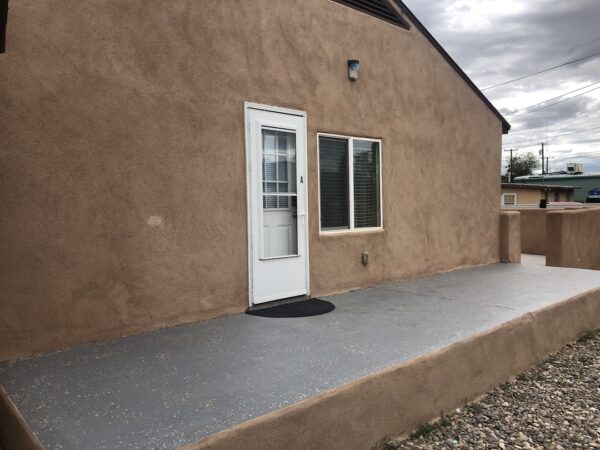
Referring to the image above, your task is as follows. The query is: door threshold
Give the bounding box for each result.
[247,295,312,312]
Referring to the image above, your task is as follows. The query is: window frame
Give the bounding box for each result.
[317,132,384,235]
[501,193,517,206]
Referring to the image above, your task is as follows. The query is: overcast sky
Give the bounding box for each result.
[403,0,600,174]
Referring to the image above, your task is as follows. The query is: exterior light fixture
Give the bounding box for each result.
[348,59,360,81]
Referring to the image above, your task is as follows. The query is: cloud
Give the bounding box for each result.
[402,0,600,171]
[508,95,599,130]
[454,4,471,13]
[405,0,600,88]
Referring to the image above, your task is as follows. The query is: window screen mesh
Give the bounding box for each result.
[319,137,349,229]
[353,140,381,228]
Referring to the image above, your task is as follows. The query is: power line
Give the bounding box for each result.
[481,50,600,91]
[508,85,600,118]
[505,80,600,116]
[502,112,600,135]
[552,151,600,158]
[502,125,600,148]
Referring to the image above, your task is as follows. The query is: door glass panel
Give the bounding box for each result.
[261,129,298,258]
[263,154,277,181]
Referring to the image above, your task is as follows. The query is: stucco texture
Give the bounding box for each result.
[0,0,503,360]
[546,209,600,270]
[499,211,520,263]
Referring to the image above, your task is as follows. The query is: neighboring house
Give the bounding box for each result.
[0,0,510,360]
[515,169,600,203]
[501,183,578,207]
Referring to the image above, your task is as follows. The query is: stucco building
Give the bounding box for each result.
[501,183,578,207]
[514,170,600,203]
[0,0,510,360]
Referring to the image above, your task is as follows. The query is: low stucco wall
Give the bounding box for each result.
[0,0,503,360]
[4,289,599,450]
[547,209,600,270]
[517,209,547,255]
[184,288,600,450]
[0,386,43,450]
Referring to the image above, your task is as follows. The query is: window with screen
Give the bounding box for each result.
[319,135,381,231]
[502,193,517,205]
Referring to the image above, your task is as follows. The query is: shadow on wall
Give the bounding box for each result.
[518,209,547,255]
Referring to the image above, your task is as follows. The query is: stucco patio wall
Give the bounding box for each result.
[0,386,43,450]
[0,0,503,360]
[517,209,547,255]
[546,209,600,270]
[499,211,521,263]
[185,287,600,450]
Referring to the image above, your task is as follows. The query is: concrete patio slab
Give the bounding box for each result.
[382,262,599,311]
[1,262,599,450]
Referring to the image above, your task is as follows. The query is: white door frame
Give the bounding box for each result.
[244,102,310,307]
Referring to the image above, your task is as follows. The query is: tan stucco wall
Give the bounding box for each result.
[0,0,503,360]
[499,211,521,263]
[517,209,547,255]
[546,209,600,270]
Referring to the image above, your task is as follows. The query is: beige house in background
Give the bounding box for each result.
[501,183,578,206]
[0,0,510,361]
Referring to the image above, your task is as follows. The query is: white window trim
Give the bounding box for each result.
[502,193,518,205]
[317,132,384,235]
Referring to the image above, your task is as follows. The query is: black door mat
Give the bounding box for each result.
[246,299,335,318]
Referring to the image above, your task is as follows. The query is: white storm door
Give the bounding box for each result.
[246,105,308,305]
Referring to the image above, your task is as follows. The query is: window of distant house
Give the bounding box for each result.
[318,134,382,232]
[502,193,517,205]
[554,191,560,202]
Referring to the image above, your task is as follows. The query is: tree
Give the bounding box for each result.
[507,152,539,180]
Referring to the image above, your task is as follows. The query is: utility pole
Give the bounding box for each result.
[503,148,514,182]
[541,143,545,175]
[546,157,549,174]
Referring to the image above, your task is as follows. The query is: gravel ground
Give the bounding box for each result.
[382,329,600,450]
